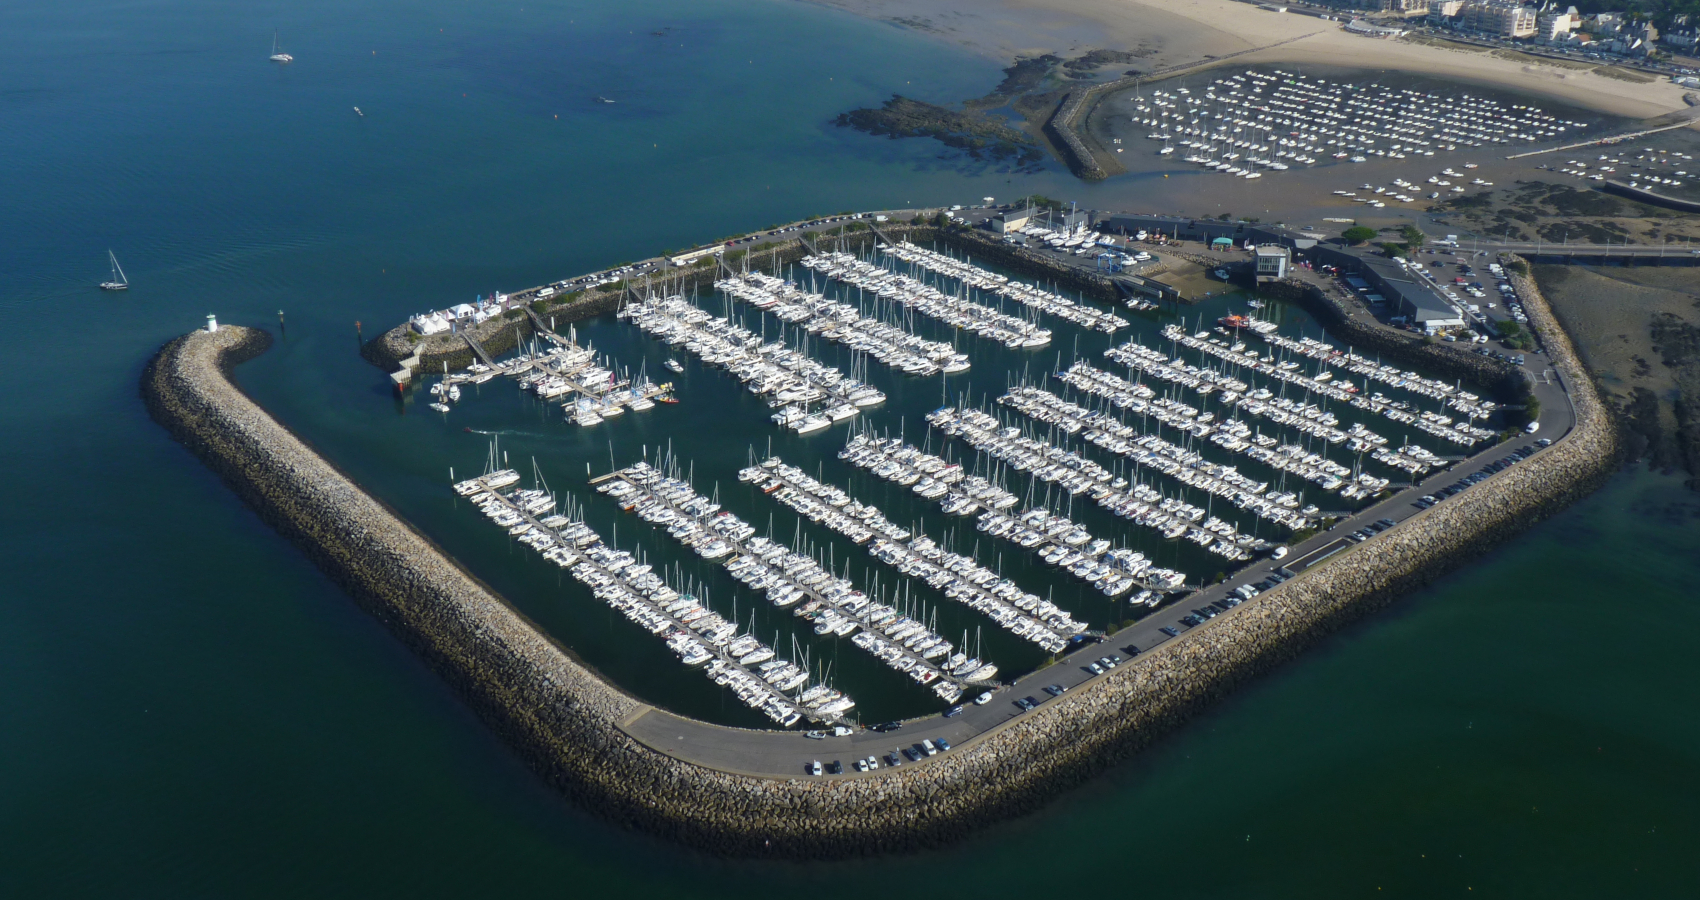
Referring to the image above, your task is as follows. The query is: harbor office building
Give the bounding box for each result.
[1255,245,1292,282]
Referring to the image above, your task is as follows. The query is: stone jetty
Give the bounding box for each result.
[145,241,1614,857]
[362,224,1125,378]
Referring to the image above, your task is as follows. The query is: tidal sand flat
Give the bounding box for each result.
[810,0,1696,118]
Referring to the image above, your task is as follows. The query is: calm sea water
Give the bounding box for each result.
[2,0,1696,895]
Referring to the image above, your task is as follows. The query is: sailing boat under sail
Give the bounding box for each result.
[100,250,128,291]
[269,31,292,63]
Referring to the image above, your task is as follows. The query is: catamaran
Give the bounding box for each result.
[100,250,128,291]
[269,32,293,63]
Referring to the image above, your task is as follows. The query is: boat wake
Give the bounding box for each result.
[462,427,561,440]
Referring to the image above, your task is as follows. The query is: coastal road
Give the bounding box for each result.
[620,346,1577,779]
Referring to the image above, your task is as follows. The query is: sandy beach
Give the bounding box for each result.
[806,0,1696,118]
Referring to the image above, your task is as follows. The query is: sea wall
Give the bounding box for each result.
[1045,88,1109,182]
[362,224,1128,375]
[145,259,1615,856]
[362,291,626,374]
[1601,179,1700,214]
[1260,279,1530,402]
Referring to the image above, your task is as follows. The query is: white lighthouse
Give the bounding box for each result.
[206,313,218,333]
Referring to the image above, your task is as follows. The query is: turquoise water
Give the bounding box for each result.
[2,0,1697,894]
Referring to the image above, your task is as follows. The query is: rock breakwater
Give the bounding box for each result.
[363,290,627,374]
[148,258,1613,857]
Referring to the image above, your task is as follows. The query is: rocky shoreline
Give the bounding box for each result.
[143,248,1615,856]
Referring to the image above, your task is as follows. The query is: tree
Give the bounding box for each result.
[1401,224,1426,246]
[1343,226,1377,244]
[1380,242,1408,258]
[1499,320,1533,350]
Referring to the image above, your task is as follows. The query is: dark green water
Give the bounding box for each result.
[3,0,1697,894]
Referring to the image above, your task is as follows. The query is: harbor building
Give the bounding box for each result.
[1399,291,1467,332]
[668,246,723,268]
[994,207,1036,233]
[1351,257,1466,333]
[1255,245,1292,282]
